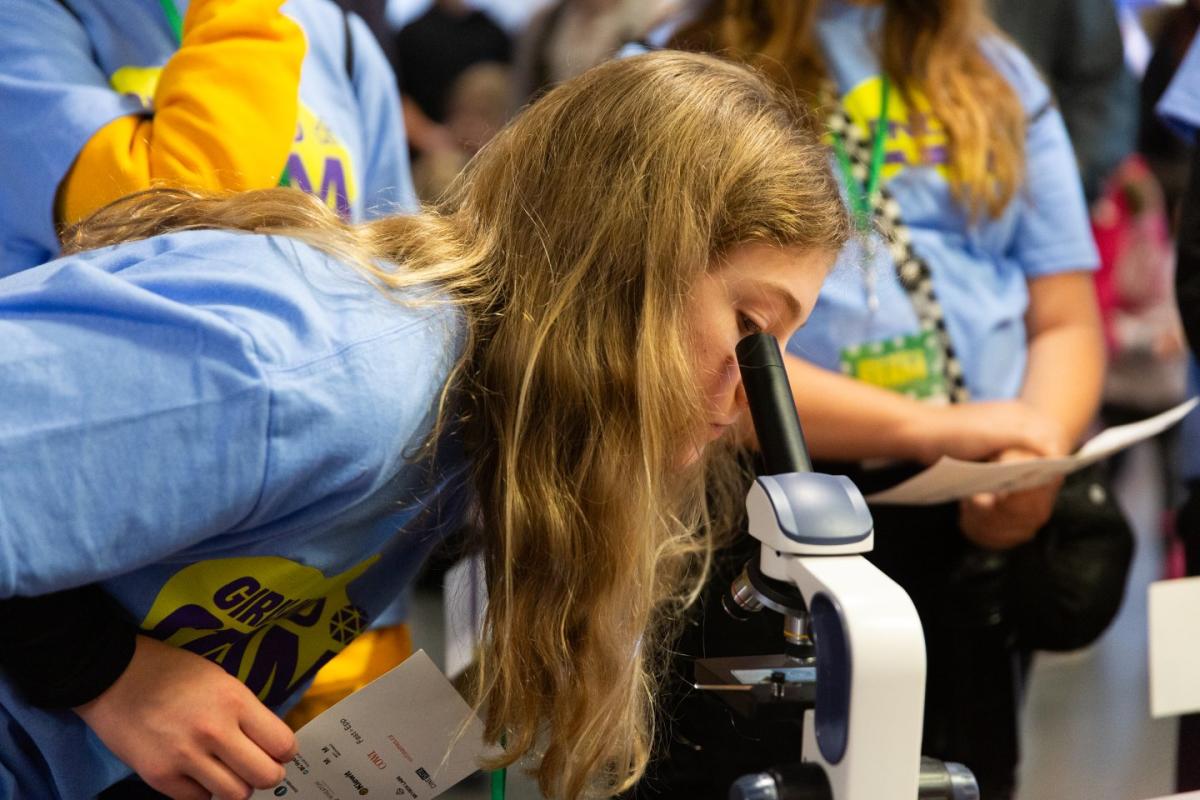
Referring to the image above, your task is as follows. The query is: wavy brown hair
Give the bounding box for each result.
[671,0,1027,218]
[61,51,850,797]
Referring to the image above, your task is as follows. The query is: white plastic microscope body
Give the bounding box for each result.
[745,474,928,800]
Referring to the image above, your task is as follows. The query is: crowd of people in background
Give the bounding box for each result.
[1,1,1199,799]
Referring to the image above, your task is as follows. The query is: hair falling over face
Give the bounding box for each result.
[60,51,850,798]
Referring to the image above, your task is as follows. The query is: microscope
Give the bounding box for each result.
[703,333,978,800]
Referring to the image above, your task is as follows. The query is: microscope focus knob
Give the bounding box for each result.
[728,763,833,800]
[918,757,980,800]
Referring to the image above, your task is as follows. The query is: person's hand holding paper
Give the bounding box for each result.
[867,398,1199,506]
[959,445,1065,550]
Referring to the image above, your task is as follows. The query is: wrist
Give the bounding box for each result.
[894,401,939,463]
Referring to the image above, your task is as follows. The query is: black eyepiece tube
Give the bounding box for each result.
[736,333,812,475]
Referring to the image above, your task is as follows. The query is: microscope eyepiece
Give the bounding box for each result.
[736,333,811,476]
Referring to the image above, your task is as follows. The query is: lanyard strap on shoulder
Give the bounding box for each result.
[825,83,971,404]
[159,0,184,44]
[831,76,890,231]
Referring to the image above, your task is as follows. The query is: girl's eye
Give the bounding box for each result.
[737,312,763,336]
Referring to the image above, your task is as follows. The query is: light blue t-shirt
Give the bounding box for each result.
[0,0,417,277]
[1158,35,1200,140]
[0,230,467,798]
[786,1,1099,401]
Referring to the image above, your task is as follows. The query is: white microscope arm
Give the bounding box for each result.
[763,548,926,800]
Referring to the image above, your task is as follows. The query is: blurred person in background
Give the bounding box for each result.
[412,61,513,200]
[996,0,1191,518]
[989,0,1137,204]
[513,0,678,101]
[395,0,512,157]
[1156,26,1200,792]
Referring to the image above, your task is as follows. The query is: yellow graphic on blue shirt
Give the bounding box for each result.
[139,555,377,707]
[832,75,950,181]
[110,65,358,218]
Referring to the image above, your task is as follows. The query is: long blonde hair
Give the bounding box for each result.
[672,0,1027,218]
[62,51,850,798]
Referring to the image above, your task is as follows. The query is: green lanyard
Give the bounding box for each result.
[831,75,891,232]
[156,0,291,186]
[158,0,184,43]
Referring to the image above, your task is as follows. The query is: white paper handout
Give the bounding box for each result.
[252,649,492,800]
[1148,577,1200,719]
[865,398,1197,506]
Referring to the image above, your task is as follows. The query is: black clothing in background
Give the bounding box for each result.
[1140,8,1199,212]
[395,6,512,123]
[332,0,397,67]
[989,0,1137,203]
[1177,142,1200,355]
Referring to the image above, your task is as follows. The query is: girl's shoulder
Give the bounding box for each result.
[977,34,1052,117]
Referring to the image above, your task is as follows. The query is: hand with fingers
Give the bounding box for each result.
[958,446,1066,551]
[75,635,296,800]
[918,399,1070,465]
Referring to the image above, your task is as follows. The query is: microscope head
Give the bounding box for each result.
[745,472,873,557]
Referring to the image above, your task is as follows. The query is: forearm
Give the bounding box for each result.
[1020,278,1106,447]
[57,0,305,225]
[784,354,930,462]
[401,95,449,154]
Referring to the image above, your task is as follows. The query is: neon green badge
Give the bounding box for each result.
[840,331,949,401]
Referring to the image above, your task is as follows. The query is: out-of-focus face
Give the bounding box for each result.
[684,243,832,454]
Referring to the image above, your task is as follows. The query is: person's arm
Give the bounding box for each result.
[957,46,1105,550]
[56,0,306,226]
[958,272,1105,550]
[0,589,293,800]
[782,353,1066,464]
[402,95,458,156]
[76,635,296,800]
[1019,271,1106,446]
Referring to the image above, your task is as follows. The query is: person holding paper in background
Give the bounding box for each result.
[627,2,1109,798]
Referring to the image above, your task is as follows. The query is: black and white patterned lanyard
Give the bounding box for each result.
[824,83,972,404]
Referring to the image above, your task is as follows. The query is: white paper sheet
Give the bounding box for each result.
[864,399,1197,505]
[1149,577,1200,719]
[251,650,493,800]
[443,554,487,680]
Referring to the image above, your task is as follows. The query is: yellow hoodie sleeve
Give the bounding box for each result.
[57,0,306,226]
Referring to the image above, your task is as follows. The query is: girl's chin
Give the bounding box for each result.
[709,423,731,441]
[676,426,732,470]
